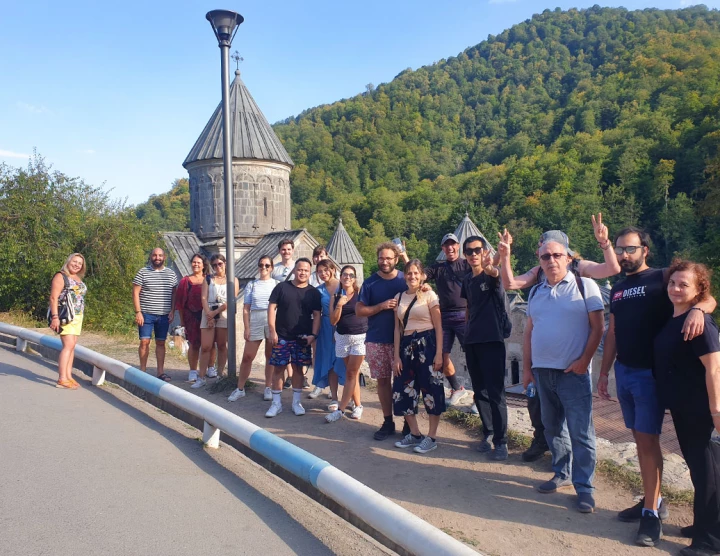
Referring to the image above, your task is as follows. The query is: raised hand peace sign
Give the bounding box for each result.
[591,213,609,244]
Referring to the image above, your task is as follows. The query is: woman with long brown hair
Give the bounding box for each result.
[175,253,211,382]
[48,253,88,389]
[192,253,239,389]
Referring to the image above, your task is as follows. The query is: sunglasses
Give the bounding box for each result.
[464,247,484,256]
[258,263,272,269]
[211,262,225,268]
[341,273,356,279]
[614,246,643,255]
[539,253,566,261]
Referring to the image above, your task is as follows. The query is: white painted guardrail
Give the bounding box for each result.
[2,323,478,556]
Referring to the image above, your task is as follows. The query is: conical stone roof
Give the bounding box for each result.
[183,70,293,168]
[436,213,495,261]
[327,219,364,264]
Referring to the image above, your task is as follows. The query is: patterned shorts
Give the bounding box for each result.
[393,330,447,417]
[365,342,394,380]
[269,339,312,367]
[335,332,366,358]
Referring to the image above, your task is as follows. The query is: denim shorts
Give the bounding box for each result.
[441,311,466,354]
[138,313,170,341]
[615,361,665,435]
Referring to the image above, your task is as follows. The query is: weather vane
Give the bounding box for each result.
[231,51,244,70]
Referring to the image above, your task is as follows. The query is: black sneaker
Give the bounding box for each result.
[522,438,549,462]
[681,525,694,538]
[636,513,662,547]
[618,498,669,522]
[373,421,396,441]
[283,378,292,389]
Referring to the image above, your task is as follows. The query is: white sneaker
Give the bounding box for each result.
[228,388,245,402]
[349,400,356,411]
[265,403,282,418]
[292,401,306,416]
[470,403,479,415]
[328,400,339,412]
[191,378,206,389]
[188,370,198,382]
[325,410,343,423]
[327,391,333,399]
[308,386,323,399]
[350,405,364,420]
[263,387,273,401]
[206,366,217,378]
[448,387,469,406]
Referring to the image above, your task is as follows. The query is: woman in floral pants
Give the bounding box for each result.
[392,259,445,454]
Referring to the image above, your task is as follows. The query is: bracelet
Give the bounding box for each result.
[135,310,142,314]
[712,411,720,417]
[598,240,611,250]
[690,307,705,314]
[51,315,59,319]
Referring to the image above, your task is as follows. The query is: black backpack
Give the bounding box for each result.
[492,285,513,339]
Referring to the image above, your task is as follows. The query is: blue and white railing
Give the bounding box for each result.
[1,322,478,556]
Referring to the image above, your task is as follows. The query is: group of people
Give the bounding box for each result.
[48,215,720,556]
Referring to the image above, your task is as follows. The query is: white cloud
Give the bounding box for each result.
[0,149,30,159]
[17,101,49,114]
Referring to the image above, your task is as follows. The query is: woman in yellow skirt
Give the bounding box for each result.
[49,253,88,389]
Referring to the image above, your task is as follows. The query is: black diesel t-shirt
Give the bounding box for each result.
[269,281,322,339]
[426,259,472,312]
[654,313,720,412]
[460,271,504,345]
[610,268,673,369]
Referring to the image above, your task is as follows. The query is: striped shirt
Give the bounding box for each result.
[243,278,279,311]
[132,266,178,315]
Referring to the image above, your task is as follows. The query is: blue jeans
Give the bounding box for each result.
[138,313,170,341]
[533,368,596,494]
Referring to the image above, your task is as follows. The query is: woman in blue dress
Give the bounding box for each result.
[313,259,346,408]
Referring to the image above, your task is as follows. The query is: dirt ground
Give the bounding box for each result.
[59,329,697,556]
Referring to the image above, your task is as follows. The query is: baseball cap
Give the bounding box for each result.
[441,233,459,246]
[540,230,575,256]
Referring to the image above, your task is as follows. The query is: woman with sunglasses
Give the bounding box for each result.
[312,260,348,410]
[193,253,239,389]
[326,265,366,422]
[49,253,88,389]
[392,259,445,454]
[229,256,279,402]
[176,253,213,382]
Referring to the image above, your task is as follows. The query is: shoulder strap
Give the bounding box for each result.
[401,294,418,330]
[574,272,586,300]
[528,283,540,302]
[206,274,212,285]
[55,272,70,290]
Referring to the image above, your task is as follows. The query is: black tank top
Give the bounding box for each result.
[337,293,368,335]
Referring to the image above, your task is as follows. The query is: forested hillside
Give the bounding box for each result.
[274,5,720,277]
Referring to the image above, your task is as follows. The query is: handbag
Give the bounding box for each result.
[47,273,76,327]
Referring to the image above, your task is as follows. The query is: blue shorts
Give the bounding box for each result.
[615,361,665,435]
[138,313,170,341]
[269,339,312,367]
[441,311,466,354]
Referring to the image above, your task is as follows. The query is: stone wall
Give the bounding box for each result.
[187,159,292,240]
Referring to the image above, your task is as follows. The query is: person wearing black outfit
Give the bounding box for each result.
[460,235,509,461]
[654,260,720,556]
[423,233,472,407]
[598,228,716,547]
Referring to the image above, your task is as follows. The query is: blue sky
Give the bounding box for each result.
[1,0,719,205]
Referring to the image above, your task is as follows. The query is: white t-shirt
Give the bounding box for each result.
[244,278,279,311]
[271,261,294,282]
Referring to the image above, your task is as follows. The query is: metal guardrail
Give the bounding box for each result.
[2,322,478,556]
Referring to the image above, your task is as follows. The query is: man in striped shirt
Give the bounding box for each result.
[132,248,178,382]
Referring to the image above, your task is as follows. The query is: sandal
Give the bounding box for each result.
[157,373,172,382]
[69,377,80,387]
[56,380,78,389]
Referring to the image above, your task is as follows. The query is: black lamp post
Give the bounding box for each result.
[206,9,243,379]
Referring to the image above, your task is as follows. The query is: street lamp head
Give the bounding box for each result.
[206,9,244,47]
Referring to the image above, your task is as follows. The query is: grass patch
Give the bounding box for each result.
[597,460,694,506]
[440,527,479,548]
[445,407,531,451]
[208,376,238,394]
[0,310,45,329]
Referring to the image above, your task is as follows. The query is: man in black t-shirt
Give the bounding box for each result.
[266,258,321,418]
[460,236,509,461]
[424,233,473,406]
[599,227,716,546]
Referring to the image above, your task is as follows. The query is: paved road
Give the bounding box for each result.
[0,348,340,556]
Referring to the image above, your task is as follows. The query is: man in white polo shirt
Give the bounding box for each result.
[523,239,605,514]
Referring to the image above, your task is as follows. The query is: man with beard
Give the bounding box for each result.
[599,227,716,546]
[132,247,178,382]
[356,242,408,440]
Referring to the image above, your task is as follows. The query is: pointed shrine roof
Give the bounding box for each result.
[183,70,293,168]
[327,219,364,264]
[436,213,495,261]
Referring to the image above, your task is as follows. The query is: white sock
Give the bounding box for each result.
[292,389,302,403]
[272,390,281,404]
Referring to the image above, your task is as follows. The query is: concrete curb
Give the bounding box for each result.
[1,323,479,556]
